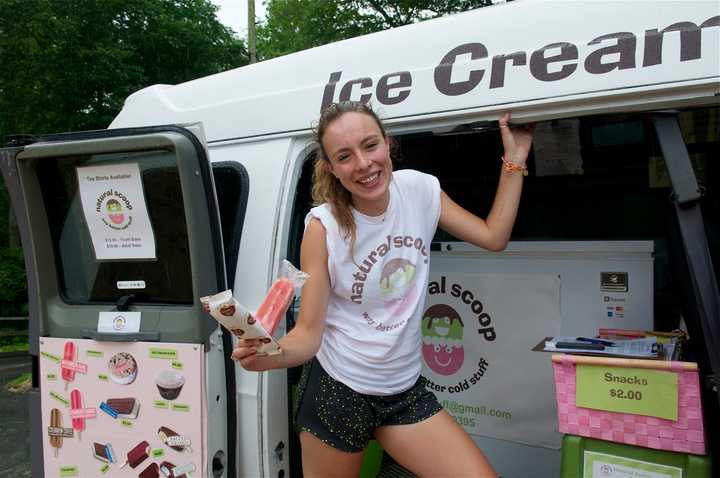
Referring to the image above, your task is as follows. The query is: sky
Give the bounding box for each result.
[211,0,267,39]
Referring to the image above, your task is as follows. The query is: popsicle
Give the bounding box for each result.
[139,462,160,478]
[120,440,150,469]
[49,408,63,457]
[159,462,189,478]
[61,341,76,390]
[70,389,84,441]
[255,278,294,335]
[158,426,192,452]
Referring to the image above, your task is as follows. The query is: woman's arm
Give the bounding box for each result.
[438,112,534,251]
[231,217,330,371]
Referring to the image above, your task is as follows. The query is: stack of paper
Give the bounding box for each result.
[544,336,662,358]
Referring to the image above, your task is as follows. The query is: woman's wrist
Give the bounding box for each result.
[500,155,528,176]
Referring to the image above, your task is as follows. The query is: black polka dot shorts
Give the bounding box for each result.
[294,357,443,453]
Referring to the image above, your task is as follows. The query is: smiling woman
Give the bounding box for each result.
[226,100,534,478]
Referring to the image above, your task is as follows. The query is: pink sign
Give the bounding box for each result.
[69,408,97,420]
[60,359,88,374]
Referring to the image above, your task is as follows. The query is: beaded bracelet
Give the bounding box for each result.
[501,156,528,176]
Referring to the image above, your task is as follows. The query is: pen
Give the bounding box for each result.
[577,337,615,346]
[556,342,606,351]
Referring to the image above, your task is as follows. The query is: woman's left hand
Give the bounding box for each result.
[498,112,535,167]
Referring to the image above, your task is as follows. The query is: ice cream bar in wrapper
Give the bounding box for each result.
[202,260,309,356]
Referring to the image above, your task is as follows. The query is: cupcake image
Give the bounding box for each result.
[155,370,185,401]
[379,258,418,315]
[108,352,138,385]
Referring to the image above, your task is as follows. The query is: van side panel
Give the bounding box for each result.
[208,137,293,477]
[110,1,719,141]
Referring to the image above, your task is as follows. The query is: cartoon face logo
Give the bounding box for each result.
[599,464,614,477]
[106,199,124,225]
[379,258,417,314]
[422,304,465,375]
[112,315,126,331]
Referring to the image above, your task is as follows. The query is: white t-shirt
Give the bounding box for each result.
[304,169,441,395]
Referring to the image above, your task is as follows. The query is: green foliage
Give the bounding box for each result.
[0,334,29,353]
[5,372,31,393]
[258,0,494,59]
[0,247,27,316]
[0,0,248,143]
[0,0,247,319]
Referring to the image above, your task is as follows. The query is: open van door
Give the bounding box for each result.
[0,125,233,478]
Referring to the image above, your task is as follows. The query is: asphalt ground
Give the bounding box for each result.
[0,354,32,477]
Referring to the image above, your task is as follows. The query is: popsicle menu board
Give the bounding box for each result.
[40,337,205,478]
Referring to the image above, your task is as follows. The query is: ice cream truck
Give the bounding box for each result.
[2,0,719,476]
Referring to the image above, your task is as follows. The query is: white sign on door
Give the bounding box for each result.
[77,163,156,260]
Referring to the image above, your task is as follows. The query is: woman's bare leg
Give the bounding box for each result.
[300,431,366,478]
[374,410,497,478]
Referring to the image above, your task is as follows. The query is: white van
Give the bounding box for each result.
[2,1,718,477]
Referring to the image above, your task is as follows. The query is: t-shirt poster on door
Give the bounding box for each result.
[76,163,157,260]
[39,337,205,477]
[421,272,562,449]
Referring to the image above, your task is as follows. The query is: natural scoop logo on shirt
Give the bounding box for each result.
[352,234,430,333]
[379,258,419,316]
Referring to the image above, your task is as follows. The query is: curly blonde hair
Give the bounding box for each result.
[311,101,391,256]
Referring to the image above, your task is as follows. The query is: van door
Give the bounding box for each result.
[0,125,233,478]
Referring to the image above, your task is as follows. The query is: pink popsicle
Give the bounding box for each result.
[70,389,85,440]
[255,278,294,336]
[61,341,76,390]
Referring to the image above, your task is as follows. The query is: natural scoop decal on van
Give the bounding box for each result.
[422,271,562,449]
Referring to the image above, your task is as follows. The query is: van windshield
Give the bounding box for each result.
[36,149,193,304]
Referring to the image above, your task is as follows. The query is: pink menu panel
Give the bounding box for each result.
[40,337,205,477]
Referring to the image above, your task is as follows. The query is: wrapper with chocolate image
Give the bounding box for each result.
[92,442,116,463]
[200,260,308,356]
[201,290,280,356]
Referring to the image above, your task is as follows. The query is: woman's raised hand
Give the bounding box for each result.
[498,112,535,167]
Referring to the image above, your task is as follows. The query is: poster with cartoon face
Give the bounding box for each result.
[422,272,562,449]
[77,163,156,260]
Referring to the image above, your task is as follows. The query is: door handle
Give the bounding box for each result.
[81,330,160,342]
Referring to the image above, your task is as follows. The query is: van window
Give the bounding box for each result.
[399,107,718,329]
[212,161,249,287]
[36,150,193,304]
